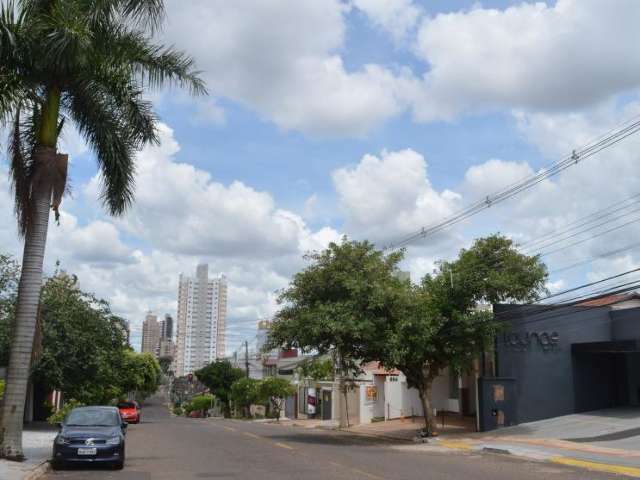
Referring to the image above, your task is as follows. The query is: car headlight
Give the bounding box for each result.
[106,436,121,445]
[55,436,69,445]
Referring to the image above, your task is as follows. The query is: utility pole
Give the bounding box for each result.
[245,340,250,377]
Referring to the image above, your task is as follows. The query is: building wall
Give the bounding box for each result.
[175,264,228,376]
[495,304,613,424]
[141,313,160,356]
[611,309,640,340]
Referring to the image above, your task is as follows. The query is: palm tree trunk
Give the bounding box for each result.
[0,147,54,460]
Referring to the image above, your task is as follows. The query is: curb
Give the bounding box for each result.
[433,440,640,479]
[22,460,51,480]
[550,457,640,478]
[482,447,512,455]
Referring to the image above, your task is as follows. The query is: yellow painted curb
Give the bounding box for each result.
[439,440,474,451]
[551,456,640,478]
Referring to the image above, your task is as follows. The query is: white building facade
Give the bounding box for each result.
[175,264,227,376]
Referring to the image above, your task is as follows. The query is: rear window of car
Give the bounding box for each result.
[66,408,120,426]
[117,402,136,409]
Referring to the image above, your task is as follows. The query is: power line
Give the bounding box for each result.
[384,117,640,251]
[519,193,640,251]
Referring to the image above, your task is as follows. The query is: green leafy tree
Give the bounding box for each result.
[190,394,214,417]
[158,356,173,376]
[257,377,295,421]
[266,238,407,427]
[31,273,129,405]
[0,254,19,367]
[119,351,161,401]
[0,0,204,459]
[195,360,244,418]
[296,357,334,383]
[230,377,260,417]
[382,235,547,435]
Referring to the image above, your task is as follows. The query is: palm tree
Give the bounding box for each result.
[0,0,205,459]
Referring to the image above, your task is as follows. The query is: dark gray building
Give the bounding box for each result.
[491,294,640,426]
[161,314,173,341]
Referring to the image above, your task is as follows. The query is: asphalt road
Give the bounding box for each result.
[43,394,620,480]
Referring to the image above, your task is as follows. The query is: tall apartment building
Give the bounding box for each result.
[160,314,173,341]
[141,312,161,356]
[175,264,227,376]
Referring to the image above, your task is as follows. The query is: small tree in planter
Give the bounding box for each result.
[258,378,295,421]
[190,394,215,417]
[231,378,260,418]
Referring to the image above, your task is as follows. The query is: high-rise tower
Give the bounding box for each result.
[175,264,227,376]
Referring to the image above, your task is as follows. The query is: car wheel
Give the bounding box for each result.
[114,451,125,470]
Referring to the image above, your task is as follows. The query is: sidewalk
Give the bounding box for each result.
[0,423,56,480]
[278,413,474,442]
[346,414,474,441]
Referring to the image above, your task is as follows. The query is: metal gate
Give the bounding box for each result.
[322,390,332,420]
[478,377,517,432]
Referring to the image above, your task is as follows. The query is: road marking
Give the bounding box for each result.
[274,442,294,450]
[350,467,385,479]
[329,461,344,468]
[223,426,236,432]
[551,456,640,478]
[439,440,474,451]
[243,432,261,439]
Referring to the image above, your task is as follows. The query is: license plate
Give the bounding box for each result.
[77,447,97,455]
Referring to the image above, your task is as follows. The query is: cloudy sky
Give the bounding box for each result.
[3,0,640,352]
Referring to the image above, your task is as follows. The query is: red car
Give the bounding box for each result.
[117,401,140,424]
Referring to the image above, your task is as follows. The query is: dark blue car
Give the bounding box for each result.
[52,406,127,470]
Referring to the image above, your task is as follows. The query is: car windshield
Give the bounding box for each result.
[65,409,120,426]
[117,402,136,409]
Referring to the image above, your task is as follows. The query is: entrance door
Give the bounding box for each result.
[322,390,332,420]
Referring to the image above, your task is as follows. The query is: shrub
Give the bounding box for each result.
[48,399,85,424]
[182,402,193,415]
[0,379,4,400]
[190,394,214,415]
[172,406,183,416]
[230,378,260,416]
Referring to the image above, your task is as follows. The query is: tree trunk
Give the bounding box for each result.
[342,386,350,428]
[0,148,54,460]
[418,378,437,436]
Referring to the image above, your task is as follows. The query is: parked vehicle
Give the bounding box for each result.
[52,406,127,470]
[117,401,141,424]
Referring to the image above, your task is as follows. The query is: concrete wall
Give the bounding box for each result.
[495,304,613,424]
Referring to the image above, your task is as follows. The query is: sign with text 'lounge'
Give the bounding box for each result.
[502,331,560,351]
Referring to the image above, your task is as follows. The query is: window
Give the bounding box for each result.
[449,371,459,399]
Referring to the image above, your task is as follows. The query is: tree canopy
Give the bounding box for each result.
[0,254,19,366]
[267,234,547,434]
[230,377,260,414]
[27,271,159,404]
[266,238,407,376]
[195,360,245,417]
[258,377,295,420]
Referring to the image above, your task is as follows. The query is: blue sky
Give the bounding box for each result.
[3,0,640,352]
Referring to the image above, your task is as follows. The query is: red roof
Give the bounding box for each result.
[361,361,401,376]
[576,293,640,307]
